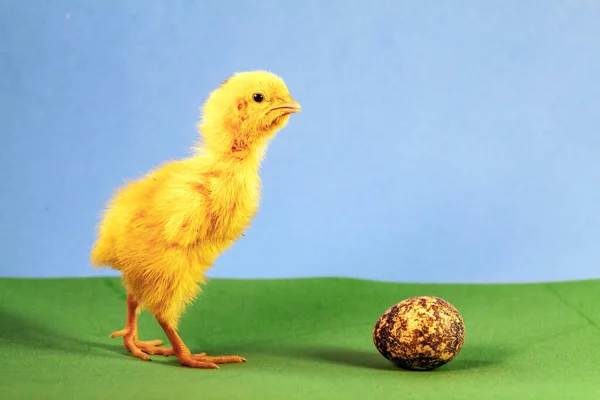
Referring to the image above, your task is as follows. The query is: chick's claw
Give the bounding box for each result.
[137,339,163,347]
[178,354,246,369]
[126,339,174,359]
[190,354,247,364]
[135,341,176,357]
[180,357,220,369]
[110,329,181,359]
[109,328,128,338]
[125,341,151,361]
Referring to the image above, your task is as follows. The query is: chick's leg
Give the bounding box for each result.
[157,319,246,369]
[110,294,176,360]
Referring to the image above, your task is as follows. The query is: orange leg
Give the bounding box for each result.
[157,319,246,369]
[110,294,178,360]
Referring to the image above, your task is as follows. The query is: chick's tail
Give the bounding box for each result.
[89,235,116,269]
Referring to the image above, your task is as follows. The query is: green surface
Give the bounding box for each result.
[0,277,599,399]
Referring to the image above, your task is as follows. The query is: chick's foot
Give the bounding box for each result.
[109,295,189,361]
[157,319,247,369]
[177,353,246,369]
[111,329,179,359]
[191,354,246,363]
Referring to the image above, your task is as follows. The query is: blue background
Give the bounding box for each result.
[1,1,599,283]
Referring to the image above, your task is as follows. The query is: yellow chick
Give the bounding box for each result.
[90,71,300,369]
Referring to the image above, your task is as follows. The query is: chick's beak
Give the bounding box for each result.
[271,99,301,115]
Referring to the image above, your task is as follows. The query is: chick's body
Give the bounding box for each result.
[91,156,260,325]
[90,71,300,369]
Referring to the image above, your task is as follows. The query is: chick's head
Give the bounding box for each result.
[199,71,300,153]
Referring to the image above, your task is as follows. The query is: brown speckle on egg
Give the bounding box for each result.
[373,296,465,371]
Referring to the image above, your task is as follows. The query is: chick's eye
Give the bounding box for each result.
[252,93,264,103]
